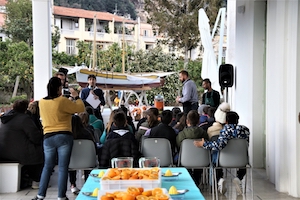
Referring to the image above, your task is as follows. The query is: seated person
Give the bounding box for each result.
[199,105,210,125]
[0,100,43,189]
[148,110,177,156]
[207,102,230,140]
[176,110,208,186]
[199,107,217,132]
[69,114,96,194]
[170,107,181,127]
[99,138,141,168]
[176,110,208,149]
[194,111,250,195]
[173,112,186,134]
[135,107,160,143]
[85,106,104,133]
[26,101,43,131]
[136,106,148,130]
[119,105,136,133]
[106,111,136,144]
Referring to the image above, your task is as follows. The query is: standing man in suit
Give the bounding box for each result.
[80,75,105,120]
[176,70,199,114]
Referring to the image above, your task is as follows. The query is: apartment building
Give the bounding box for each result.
[53,6,161,55]
[0,0,7,41]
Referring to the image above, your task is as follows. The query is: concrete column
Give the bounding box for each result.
[32,0,52,100]
[227,1,266,168]
[266,0,300,196]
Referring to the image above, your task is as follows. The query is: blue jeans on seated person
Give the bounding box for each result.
[38,134,73,198]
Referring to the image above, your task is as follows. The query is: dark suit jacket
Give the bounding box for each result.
[80,87,105,107]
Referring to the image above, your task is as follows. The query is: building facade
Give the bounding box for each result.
[52,6,164,55]
[227,0,300,197]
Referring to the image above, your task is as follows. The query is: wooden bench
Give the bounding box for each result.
[0,162,22,193]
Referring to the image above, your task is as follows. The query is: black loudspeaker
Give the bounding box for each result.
[219,64,234,87]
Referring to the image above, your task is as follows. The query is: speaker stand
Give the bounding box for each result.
[225,87,229,103]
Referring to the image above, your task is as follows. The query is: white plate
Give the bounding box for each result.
[162,172,182,177]
[171,189,189,195]
[82,191,97,198]
[89,173,101,178]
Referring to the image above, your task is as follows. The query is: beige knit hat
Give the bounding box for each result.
[214,102,231,124]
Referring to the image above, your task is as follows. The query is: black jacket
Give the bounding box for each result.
[0,110,43,165]
[149,123,177,155]
[99,138,141,168]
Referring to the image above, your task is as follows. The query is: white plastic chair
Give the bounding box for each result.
[213,138,252,200]
[141,138,173,167]
[69,139,97,170]
[178,139,214,198]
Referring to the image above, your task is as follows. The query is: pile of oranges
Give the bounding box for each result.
[102,168,160,180]
[100,187,169,200]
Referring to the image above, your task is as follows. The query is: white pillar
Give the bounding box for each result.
[227,0,266,168]
[32,0,52,100]
[265,0,300,196]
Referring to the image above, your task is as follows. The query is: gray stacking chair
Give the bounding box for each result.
[213,138,252,200]
[141,138,173,167]
[178,139,214,198]
[69,139,97,170]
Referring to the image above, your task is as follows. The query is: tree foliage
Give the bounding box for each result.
[3,0,33,46]
[144,0,223,63]
[0,41,33,100]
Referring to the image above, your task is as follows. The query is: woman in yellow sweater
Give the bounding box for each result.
[32,77,85,200]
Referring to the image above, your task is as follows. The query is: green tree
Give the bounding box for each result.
[0,41,34,100]
[130,46,180,105]
[3,0,33,46]
[144,0,222,66]
[52,26,61,48]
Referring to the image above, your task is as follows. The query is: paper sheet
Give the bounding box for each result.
[86,93,101,109]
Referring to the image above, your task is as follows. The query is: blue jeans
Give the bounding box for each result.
[38,134,73,198]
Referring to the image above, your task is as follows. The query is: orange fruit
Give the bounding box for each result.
[138,187,144,193]
[102,176,110,180]
[111,175,121,180]
[107,170,117,178]
[100,195,114,200]
[122,193,135,200]
[129,174,139,179]
[148,196,158,200]
[155,194,169,200]
[149,174,158,179]
[142,190,153,197]
[136,195,149,200]
[152,188,163,196]
[127,187,141,196]
[114,191,127,198]
[121,171,130,180]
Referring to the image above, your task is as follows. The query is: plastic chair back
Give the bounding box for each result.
[217,138,249,168]
[141,138,173,167]
[179,139,210,168]
[69,139,97,170]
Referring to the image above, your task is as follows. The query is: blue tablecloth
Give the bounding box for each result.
[76,167,205,200]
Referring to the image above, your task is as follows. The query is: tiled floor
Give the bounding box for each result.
[0,168,299,200]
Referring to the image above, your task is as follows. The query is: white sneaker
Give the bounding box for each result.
[71,186,80,195]
[218,178,227,194]
[31,181,39,189]
[233,177,243,195]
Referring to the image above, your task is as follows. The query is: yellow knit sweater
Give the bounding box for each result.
[39,96,85,134]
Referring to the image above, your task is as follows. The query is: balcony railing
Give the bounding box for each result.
[118,34,134,41]
[142,36,157,43]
